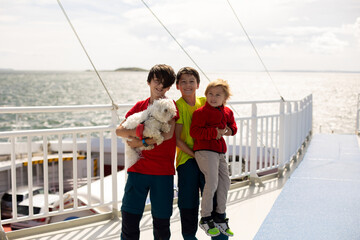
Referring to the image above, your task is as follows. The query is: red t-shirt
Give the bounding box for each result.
[125,98,179,175]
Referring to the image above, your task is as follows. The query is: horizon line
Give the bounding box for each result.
[1,68,360,74]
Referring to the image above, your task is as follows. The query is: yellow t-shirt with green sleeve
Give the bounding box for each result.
[175,96,206,168]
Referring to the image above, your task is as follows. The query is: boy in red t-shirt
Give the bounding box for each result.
[116,64,179,240]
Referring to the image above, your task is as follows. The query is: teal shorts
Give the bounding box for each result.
[121,172,174,219]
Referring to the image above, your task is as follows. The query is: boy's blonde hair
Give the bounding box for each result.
[205,79,232,103]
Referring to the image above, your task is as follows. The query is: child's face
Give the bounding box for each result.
[176,74,199,97]
[206,86,226,107]
[149,77,170,100]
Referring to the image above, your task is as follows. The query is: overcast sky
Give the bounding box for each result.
[1,0,359,72]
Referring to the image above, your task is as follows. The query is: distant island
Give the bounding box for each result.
[0,68,14,72]
[115,67,148,72]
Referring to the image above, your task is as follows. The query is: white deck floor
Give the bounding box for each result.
[8,182,283,240]
[7,163,295,240]
[254,133,360,239]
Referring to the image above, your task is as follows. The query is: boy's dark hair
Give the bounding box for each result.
[176,67,200,85]
[147,64,176,89]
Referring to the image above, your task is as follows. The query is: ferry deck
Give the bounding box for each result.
[3,133,360,240]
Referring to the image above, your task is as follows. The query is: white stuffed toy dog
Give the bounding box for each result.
[122,98,177,168]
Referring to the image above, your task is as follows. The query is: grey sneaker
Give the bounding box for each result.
[214,218,234,237]
[199,218,220,237]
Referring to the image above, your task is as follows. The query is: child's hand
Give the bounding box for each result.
[127,136,142,148]
[216,128,227,139]
[224,126,232,136]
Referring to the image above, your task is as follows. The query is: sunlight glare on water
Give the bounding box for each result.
[0,71,359,134]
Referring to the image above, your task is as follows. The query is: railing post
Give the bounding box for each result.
[293,102,299,159]
[306,99,309,137]
[58,134,64,211]
[306,95,311,138]
[111,108,118,219]
[0,224,9,240]
[278,101,285,177]
[10,137,17,220]
[310,94,313,135]
[43,136,49,213]
[231,133,236,177]
[356,94,360,134]
[249,103,260,186]
[285,102,292,170]
[301,100,305,143]
[357,108,360,135]
[299,100,303,142]
[72,134,78,209]
[27,137,34,216]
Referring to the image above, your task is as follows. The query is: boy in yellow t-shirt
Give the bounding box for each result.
[175,67,228,240]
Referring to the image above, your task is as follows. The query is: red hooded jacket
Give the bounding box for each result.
[190,102,237,153]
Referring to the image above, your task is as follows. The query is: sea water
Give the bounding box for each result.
[0,70,359,134]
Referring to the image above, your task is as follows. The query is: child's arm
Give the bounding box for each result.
[116,120,141,148]
[123,119,176,148]
[190,111,218,140]
[162,118,176,141]
[175,123,195,157]
[225,109,237,136]
[116,120,137,138]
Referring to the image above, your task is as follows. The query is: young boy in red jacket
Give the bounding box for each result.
[190,79,237,237]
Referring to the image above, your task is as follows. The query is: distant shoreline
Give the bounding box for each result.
[0,68,15,72]
[84,67,148,72]
[1,68,359,73]
[114,67,148,72]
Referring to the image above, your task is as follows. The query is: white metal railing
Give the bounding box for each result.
[0,104,130,225]
[356,93,360,134]
[225,94,312,180]
[0,95,312,229]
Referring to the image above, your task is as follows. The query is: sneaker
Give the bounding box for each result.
[214,218,234,237]
[199,218,220,237]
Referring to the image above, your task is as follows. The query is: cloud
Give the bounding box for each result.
[179,29,212,41]
[0,15,18,23]
[309,32,348,54]
[355,17,360,34]
[1,0,360,71]
[350,17,360,47]
[288,16,310,22]
[273,26,327,36]
[185,45,209,54]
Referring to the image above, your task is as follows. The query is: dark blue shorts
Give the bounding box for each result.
[121,172,174,219]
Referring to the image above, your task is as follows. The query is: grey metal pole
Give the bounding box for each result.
[0,224,9,240]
